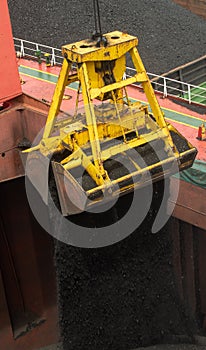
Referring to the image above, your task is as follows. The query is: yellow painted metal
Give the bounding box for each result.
[90,72,147,100]
[43,58,71,139]
[62,129,170,171]
[78,62,105,174]
[24,30,196,214]
[62,31,138,63]
[130,47,177,152]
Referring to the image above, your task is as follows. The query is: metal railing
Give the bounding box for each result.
[14,38,63,66]
[126,67,206,106]
[14,38,206,106]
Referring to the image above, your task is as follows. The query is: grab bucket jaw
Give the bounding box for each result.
[51,133,197,216]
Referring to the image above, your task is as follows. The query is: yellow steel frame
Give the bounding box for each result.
[25,31,178,189]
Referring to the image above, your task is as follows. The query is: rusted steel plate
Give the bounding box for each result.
[180,221,197,315]
[196,227,206,328]
[169,178,206,230]
[170,218,184,300]
[0,270,13,341]
[173,0,206,19]
[0,95,48,182]
[171,218,197,315]
[0,177,59,349]
[0,0,22,103]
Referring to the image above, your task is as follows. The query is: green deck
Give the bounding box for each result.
[184,81,206,105]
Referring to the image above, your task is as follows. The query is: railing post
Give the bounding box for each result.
[20,40,25,57]
[188,84,191,104]
[163,77,167,97]
[51,48,56,66]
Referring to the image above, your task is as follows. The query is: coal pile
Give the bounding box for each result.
[8,0,206,74]
[54,182,196,350]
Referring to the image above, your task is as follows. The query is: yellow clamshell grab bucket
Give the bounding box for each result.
[24,31,197,216]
